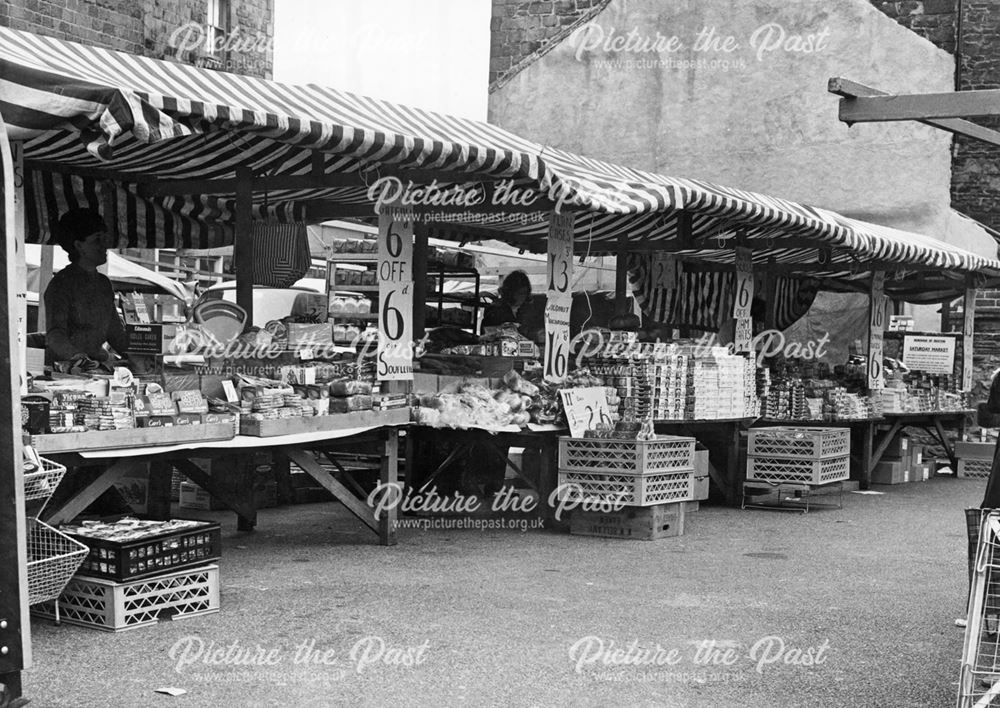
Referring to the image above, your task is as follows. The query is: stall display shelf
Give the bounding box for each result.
[240,408,410,437]
[32,564,220,632]
[30,422,236,454]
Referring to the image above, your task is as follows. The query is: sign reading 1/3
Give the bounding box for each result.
[867,273,886,390]
[544,212,575,383]
[376,212,414,381]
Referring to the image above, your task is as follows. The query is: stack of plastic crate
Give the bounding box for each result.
[746,427,850,486]
[33,518,222,631]
[557,435,697,540]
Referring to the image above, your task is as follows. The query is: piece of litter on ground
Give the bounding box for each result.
[851,491,885,495]
[956,618,968,628]
[154,687,187,697]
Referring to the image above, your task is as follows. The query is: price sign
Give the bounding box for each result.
[560,387,613,438]
[868,273,887,390]
[733,247,753,320]
[734,317,752,354]
[653,252,677,290]
[377,210,414,381]
[545,212,574,383]
[963,287,976,391]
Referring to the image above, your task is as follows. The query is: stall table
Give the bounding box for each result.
[654,418,755,506]
[874,410,975,475]
[37,423,405,546]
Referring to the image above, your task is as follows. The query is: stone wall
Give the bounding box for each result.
[0,0,273,78]
[490,0,612,90]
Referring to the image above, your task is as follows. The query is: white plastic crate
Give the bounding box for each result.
[32,564,219,632]
[748,427,850,459]
[959,458,992,479]
[746,455,850,485]
[558,436,695,474]
[557,469,695,506]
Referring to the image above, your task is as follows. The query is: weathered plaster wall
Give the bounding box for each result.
[488,0,994,261]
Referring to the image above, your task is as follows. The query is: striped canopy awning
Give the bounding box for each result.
[3,26,999,289]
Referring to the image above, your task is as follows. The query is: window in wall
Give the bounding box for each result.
[206,0,230,55]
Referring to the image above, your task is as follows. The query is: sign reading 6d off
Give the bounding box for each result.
[733,247,753,320]
[377,210,414,380]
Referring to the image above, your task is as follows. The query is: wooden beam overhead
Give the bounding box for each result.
[832,79,1000,125]
[829,78,1000,146]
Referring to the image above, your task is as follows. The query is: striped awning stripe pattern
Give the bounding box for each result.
[3,27,999,282]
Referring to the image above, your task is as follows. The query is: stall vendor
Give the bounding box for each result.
[482,270,533,335]
[44,208,128,367]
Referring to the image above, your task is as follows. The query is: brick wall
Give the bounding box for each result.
[868,1,957,53]
[0,0,273,78]
[490,0,612,91]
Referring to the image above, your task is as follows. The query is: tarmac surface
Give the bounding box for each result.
[21,474,984,707]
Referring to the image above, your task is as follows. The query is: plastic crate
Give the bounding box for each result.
[959,458,992,479]
[32,564,219,632]
[24,457,67,504]
[747,427,850,459]
[557,469,695,506]
[63,521,221,581]
[26,519,89,606]
[558,436,695,474]
[747,455,850,485]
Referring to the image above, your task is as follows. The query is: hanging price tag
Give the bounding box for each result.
[868,273,886,390]
[652,252,677,290]
[545,212,574,383]
[377,210,414,381]
[963,287,976,392]
[733,247,753,320]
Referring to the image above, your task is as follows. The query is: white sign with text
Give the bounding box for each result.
[376,210,414,380]
[902,335,956,375]
[560,387,613,438]
[545,212,574,382]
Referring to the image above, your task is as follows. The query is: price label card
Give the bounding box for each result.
[560,387,613,438]
[652,252,677,290]
[734,247,753,320]
[545,212,574,383]
[377,210,414,381]
[868,273,887,390]
[734,317,752,354]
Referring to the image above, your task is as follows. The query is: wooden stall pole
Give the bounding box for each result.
[0,112,32,696]
[11,141,26,393]
[38,244,53,331]
[963,284,976,393]
[763,259,779,332]
[614,231,628,314]
[234,166,254,328]
[412,221,429,340]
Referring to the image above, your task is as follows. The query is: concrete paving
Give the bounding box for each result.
[21,475,984,707]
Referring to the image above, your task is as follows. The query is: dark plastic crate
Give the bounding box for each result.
[65,521,222,581]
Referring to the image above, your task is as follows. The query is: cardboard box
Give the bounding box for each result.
[412,372,439,392]
[693,449,709,479]
[871,460,908,485]
[26,347,46,375]
[910,444,923,466]
[883,434,909,458]
[178,481,212,510]
[693,475,709,502]
[570,502,686,541]
[287,323,332,346]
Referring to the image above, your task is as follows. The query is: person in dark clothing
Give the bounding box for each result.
[482,270,531,334]
[44,208,128,365]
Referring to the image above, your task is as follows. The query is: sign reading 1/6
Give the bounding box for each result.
[377,214,414,381]
[544,213,574,383]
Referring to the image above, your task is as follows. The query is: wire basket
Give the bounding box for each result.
[26,518,89,606]
[24,456,67,510]
[959,511,1000,707]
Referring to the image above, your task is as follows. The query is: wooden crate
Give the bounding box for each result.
[32,564,219,632]
[239,408,409,437]
[31,422,235,454]
[569,502,686,541]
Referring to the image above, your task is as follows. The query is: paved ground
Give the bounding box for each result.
[21,474,984,707]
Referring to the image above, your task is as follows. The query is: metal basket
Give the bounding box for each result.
[24,456,67,510]
[959,511,1000,707]
[26,518,89,606]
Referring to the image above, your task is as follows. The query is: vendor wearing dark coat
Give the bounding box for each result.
[44,208,128,365]
[482,270,532,334]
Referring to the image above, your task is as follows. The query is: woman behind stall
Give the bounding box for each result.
[482,270,532,334]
